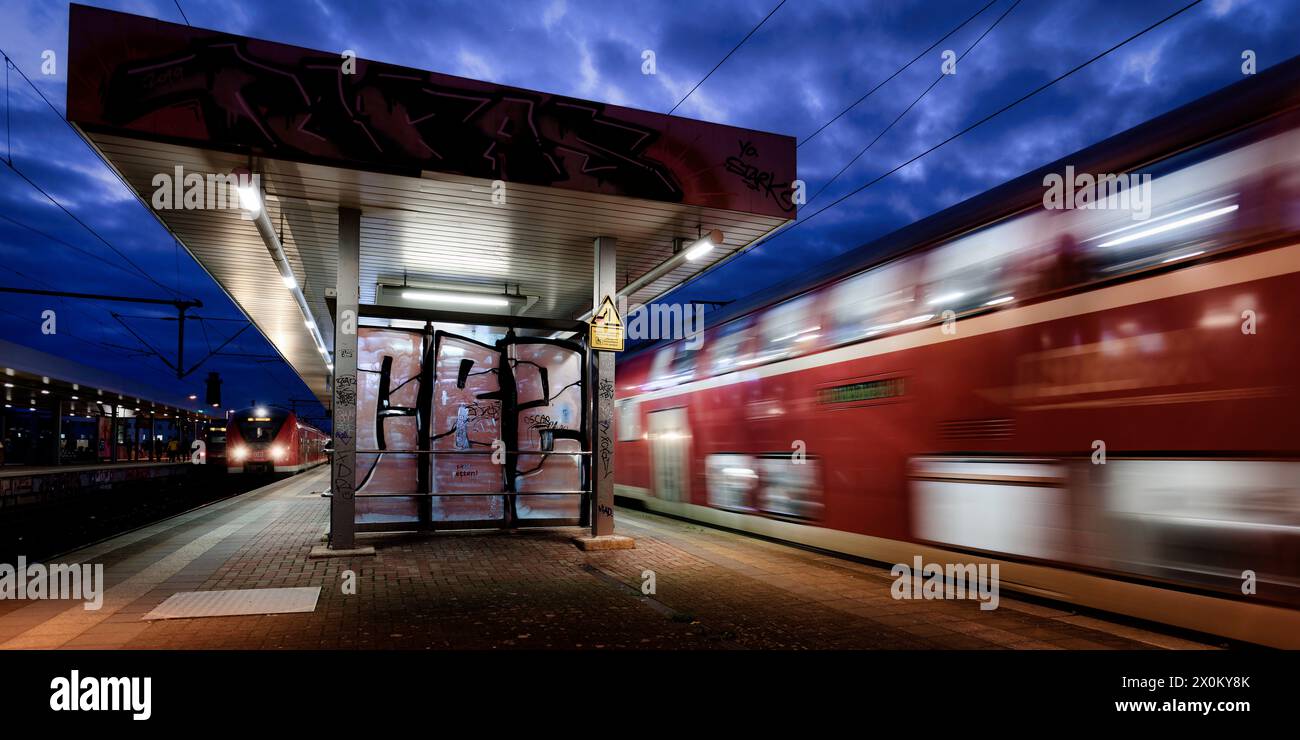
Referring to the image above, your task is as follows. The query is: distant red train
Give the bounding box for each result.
[615,60,1300,647]
[226,406,328,474]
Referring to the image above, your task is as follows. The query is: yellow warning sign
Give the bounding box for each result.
[589,295,624,352]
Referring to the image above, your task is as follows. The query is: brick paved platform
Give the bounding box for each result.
[0,470,1214,650]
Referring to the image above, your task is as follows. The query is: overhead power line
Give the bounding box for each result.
[0,47,188,300]
[800,0,998,147]
[668,0,1208,292]
[796,0,1204,233]
[669,0,788,115]
[808,0,1023,206]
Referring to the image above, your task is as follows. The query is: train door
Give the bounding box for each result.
[648,407,690,502]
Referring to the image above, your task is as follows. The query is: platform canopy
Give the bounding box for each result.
[65,4,797,404]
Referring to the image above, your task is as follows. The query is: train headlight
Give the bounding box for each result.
[272,445,286,459]
[231,446,247,461]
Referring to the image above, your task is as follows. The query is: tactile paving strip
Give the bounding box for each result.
[141,587,321,621]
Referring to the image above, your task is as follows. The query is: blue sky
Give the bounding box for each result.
[0,0,1297,419]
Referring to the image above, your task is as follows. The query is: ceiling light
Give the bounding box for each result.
[235,178,262,216]
[400,290,512,307]
[683,229,725,261]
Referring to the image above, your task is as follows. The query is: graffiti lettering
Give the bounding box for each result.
[599,418,613,479]
[97,39,685,203]
[725,139,797,213]
[335,375,357,407]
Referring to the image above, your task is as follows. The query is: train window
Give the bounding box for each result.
[919,217,1033,316]
[670,344,698,381]
[644,348,673,391]
[707,318,755,375]
[644,344,695,390]
[827,258,919,343]
[1069,156,1246,281]
[616,398,642,441]
[706,454,759,511]
[1058,128,1300,286]
[757,454,823,521]
[754,294,819,365]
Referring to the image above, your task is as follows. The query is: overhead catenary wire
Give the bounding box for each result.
[797,0,1205,232]
[799,0,998,148]
[0,44,316,411]
[0,303,144,358]
[669,0,1207,291]
[0,160,182,299]
[807,0,1023,207]
[668,0,788,115]
[4,55,11,164]
[0,47,188,300]
[0,212,175,287]
[0,263,158,358]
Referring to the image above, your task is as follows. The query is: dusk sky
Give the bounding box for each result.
[1,0,1298,420]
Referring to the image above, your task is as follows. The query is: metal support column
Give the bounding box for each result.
[330,206,361,549]
[591,236,617,537]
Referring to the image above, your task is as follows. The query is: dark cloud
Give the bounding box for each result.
[0,0,1297,407]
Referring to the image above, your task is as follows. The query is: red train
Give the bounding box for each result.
[204,422,227,465]
[226,406,328,474]
[615,59,1300,647]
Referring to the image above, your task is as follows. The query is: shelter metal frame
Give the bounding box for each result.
[326,296,601,539]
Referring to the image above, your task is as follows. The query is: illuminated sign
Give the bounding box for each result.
[246,417,272,422]
[817,377,905,405]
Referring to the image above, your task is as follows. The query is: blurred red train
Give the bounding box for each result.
[226,406,328,474]
[616,59,1300,646]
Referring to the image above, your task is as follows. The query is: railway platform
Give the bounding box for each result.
[0,470,1213,651]
[0,462,192,479]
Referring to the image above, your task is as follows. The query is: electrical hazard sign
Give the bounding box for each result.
[589,295,624,352]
